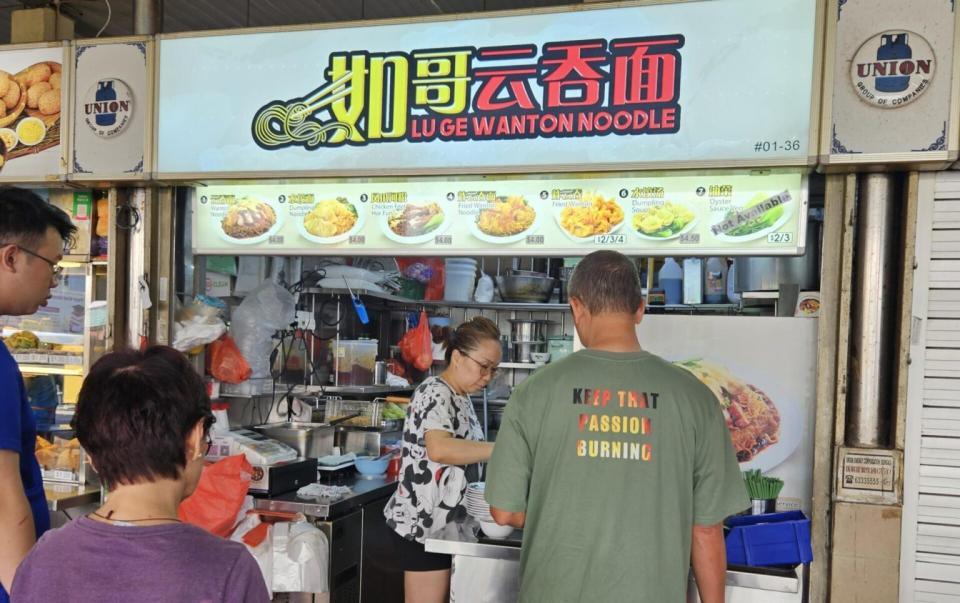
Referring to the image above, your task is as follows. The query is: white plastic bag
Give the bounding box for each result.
[273,521,330,594]
[231,514,274,598]
[474,273,495,303]
[231,281,296,378]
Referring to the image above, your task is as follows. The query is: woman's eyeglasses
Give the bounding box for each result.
[462,352,500,377]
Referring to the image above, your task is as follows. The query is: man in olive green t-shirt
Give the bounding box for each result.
[486,251,749,603]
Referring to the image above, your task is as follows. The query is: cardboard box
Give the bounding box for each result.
[11,8,74,43]
[48,191,93,260]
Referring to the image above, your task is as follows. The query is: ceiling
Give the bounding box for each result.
[0,0,580,43]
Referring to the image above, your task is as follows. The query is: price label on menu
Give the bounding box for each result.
[594,234,627,245]
[767,232,793,244]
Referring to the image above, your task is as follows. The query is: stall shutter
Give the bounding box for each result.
[903,173,960,602]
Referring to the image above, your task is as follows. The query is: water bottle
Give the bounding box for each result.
[658,258,683,305]
[727,261,741,304]
[704,257,728,304]
[95,81,117,127]
[876,33,911,93]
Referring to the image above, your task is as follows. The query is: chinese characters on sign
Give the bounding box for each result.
[251,35,684,150]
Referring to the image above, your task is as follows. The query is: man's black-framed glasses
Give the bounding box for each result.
[0,243,63,282]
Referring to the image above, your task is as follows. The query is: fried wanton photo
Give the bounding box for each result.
[559,193,624,238]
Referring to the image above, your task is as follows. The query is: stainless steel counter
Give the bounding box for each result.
[424,517,522,562]
[44,482,102,512]
[254,474,398,520]
[428,519,805,603]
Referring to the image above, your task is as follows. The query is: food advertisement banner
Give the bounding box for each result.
[0,46,66,181]
[158,0,817,177]
[637,315,819,512]
[72,39,151,179]
[192,171,806,256]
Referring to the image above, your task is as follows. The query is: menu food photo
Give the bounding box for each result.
[637,315,818,512]
[193,171,806,256]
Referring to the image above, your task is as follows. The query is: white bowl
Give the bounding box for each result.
[479,521,514,539]
[530,352,551,364]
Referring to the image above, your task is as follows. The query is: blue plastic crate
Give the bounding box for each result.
[725,510,813,567]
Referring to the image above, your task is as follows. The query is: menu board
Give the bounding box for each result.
[192,171,807,256]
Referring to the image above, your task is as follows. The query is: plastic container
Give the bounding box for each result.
[725,510,813,567]
[444,267,477,302]
[704,257,728,304]
[683,258,703,305]
[333,339,378,385]
[727,261,741,304]
[659,258,683,305]
[547,336,574,361]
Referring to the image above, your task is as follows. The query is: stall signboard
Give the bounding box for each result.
[71,38,152,179]
[637,315,819,513]
[158,0,818,178]
[0,44,67,182]
[192,171,806,256]
[822,0,958,165]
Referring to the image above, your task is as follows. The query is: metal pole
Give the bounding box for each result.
[133,0,160,35]
[847,173,899,448]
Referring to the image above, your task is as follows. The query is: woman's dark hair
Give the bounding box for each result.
[73,345,214,487]
[0,187,76,250]
[444,316,501,363]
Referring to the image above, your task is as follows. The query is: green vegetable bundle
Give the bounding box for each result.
[382,402,407,421]
[742,469,784,500]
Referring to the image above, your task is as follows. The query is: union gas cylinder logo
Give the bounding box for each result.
[850,31,934,109]
[83,78,133,138]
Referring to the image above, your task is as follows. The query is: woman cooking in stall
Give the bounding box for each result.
[384,316,501,603]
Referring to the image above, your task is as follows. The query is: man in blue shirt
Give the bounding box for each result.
[0,188,75,602]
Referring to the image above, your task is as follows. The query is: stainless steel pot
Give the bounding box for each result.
[734,216,821,292]
[512,341,546,363]
[253,422,334,459]
[497,274,556,303]
[508,319,552,344]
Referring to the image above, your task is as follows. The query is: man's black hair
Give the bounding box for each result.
[0,187,76,250]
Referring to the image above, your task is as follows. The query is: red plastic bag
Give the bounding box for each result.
[179,454,253,537]
[208,335,252,383]
[399,311,433,372]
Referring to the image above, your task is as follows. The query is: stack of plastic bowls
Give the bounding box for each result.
[444,258,478,302]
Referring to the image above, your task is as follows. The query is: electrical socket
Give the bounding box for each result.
[296,310,316,330]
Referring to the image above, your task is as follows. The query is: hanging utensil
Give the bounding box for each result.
[343,277,370,324]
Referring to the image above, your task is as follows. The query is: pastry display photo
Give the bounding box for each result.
[0,61,62,172]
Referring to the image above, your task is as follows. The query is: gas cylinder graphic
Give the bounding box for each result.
[95,81,117,127]
[875,33,911,93]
